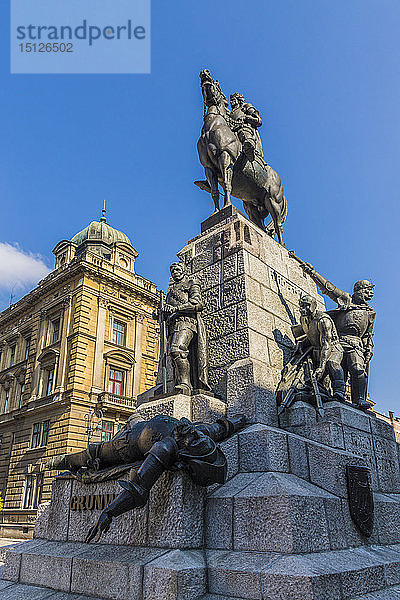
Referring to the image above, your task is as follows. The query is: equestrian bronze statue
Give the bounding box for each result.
[195,69,287,245]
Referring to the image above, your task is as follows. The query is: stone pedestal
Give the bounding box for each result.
[3,398,400,600]
[177,208,324,425]
[134,392,226,423]
[3,215,400,600]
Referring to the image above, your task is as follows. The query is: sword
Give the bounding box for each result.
[278,368,304,415]
[305,357,325,419]
[278,346,313,416]
[159,294,168,394]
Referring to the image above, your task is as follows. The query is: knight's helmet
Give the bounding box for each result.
[169,261,186,279]
[299,293,317,314]
[353,280,374,293]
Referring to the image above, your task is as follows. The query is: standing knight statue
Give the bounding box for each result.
[290,253,375,410]
[277,294,346,415]
[162,262,209,395]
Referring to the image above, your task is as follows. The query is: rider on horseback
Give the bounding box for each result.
[196,69,287,244]
[230,92,264,162]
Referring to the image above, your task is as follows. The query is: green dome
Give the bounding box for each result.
[71,219,132,247]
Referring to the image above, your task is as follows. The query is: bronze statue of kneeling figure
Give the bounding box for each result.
[45,413,246,542]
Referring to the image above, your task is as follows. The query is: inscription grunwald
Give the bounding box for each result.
[69,493,117,511]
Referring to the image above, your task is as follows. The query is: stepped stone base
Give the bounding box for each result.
[4,416,400,599]
[3,221,400,599]
[280,400,400,494]
[2,541,206,600]
[207,545,400,600]
[6,540,400,600]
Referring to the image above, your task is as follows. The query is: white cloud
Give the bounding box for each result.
[0,243,51,290]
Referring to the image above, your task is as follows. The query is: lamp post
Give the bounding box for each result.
[84,407,104,447]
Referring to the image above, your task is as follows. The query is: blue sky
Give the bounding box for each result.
[0,0,399,414]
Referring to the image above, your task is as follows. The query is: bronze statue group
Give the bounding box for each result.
[45,70,376,543]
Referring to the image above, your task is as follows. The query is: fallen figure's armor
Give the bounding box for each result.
[46,413,246,542]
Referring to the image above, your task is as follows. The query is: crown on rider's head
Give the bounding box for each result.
[231,92,244,101]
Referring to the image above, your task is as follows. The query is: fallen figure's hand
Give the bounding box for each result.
[85,509,112,543]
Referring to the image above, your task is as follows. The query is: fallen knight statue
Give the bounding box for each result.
[45,413,246,542]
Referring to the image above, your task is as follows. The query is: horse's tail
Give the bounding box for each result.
[281,194,288,224]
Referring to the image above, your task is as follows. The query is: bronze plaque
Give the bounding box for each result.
[346,464,374,537]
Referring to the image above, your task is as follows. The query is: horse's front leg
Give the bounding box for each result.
[205,166,220,213]
[219,152,233,207]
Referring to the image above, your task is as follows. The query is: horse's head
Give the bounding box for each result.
[200,69,228,110]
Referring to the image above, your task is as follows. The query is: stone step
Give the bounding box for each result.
[229,419,400,499]
[200,585,400,600]
[2,579,400,600]
[206,471,400,553]
[349,585,400,599]
[2,540,207,600]
[0,579,101,599]
[200,596,244,600]
[279,401,400,495]
[230,422,367,499]
[207,545,400,600]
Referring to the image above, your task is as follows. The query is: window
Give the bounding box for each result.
[31,423,41,448]
[112,320,126,346]
[9,345,16,367]
[19,383,25,408]
[31,421,50,449]
[22,473,44,509]
[52,319,60,344]
[3,390,9,414]
[108,368,123,395]
[101,420,114,442]
[24,337,31,361]
[45,367,55,396]
[41,420,50,447]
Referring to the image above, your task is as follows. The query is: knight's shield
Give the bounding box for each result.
[346,465,374,537]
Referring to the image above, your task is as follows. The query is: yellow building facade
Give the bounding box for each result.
[0,215,160,537]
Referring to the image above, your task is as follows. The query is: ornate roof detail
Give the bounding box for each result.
[71,219,132,248]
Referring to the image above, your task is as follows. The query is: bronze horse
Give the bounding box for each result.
[196,70,287,245]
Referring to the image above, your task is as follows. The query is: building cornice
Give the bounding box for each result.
[0,258,160,328]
